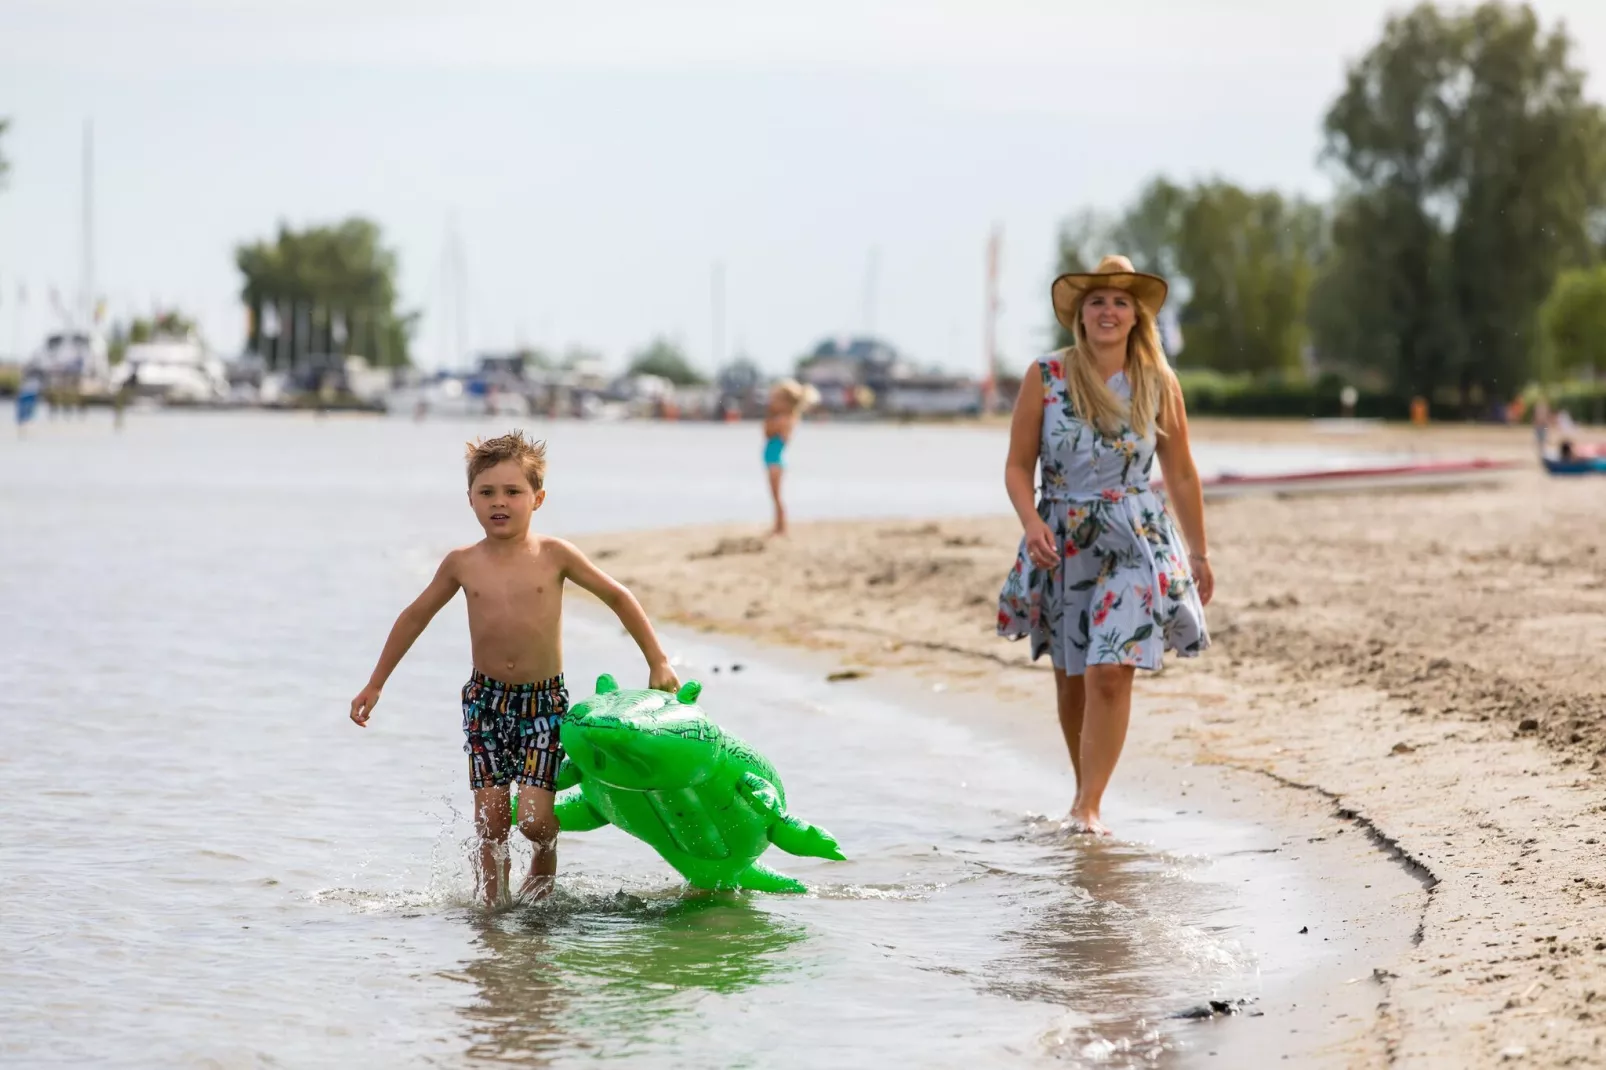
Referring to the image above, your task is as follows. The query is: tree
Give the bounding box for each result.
[108,310,200,364]
[236,218,416,369]
[561,345,606,371]
[1170,183,1325,377]
[1317,2,1606,406]
[1538,266,1606,380]
[627,338,704,385]
[1051,208,1115,348]
[1109,178,1188,280]
[1052,178,1323,376]
[511,346,553,370]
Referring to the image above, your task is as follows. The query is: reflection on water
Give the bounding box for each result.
[458,892,808,1064]
[985,821,1258,1064]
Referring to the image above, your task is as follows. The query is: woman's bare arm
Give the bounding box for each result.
[1005,365,1045,529]
[1005,363,1057,570]
[1153,378,1214,604]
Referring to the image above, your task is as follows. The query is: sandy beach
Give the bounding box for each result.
[582,420,1606,1068]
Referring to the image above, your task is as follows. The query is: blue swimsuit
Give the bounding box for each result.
[763,435,786,467]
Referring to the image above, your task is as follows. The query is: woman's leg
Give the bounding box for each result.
[1069,664,1136,834]
[1054,671,1086,797]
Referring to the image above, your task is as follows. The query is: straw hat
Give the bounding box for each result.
[1051,254,1169,334]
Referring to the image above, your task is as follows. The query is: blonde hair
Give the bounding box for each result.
[1061,292,1175,439]
[465,430,548,491]
[771,379,820,411]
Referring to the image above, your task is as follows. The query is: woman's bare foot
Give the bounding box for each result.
[1066,807,1112,836]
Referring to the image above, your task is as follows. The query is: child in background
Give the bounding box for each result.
[348,431,679,905]
[762,379,819,536]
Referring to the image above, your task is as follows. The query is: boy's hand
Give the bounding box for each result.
[648,662,681,693]
[350,684,382,727]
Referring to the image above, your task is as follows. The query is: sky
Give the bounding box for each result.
[3,0,1605,377]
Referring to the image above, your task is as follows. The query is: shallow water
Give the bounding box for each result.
[2,413,1351,1067]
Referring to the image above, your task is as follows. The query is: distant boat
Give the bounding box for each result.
[27,329,110,392]
[108,337,227,403]
[1541,444,1606,476]
[384,375,515,418]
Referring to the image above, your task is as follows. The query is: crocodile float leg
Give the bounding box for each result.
[734,862,808,894]
[737,772,846,860]
[768,815,846,860]
[554,790,609,832]
[553,758,582,792]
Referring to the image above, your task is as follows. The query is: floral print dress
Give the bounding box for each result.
[997,355,1209,674]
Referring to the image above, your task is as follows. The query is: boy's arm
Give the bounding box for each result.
[350,552,463,726]
[556,540,679,692]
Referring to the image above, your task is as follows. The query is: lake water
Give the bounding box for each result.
[1,413,1371,1067]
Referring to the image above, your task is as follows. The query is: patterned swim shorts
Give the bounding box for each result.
[460,671,568,792]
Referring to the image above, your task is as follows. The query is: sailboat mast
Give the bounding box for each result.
[81,118,95,330]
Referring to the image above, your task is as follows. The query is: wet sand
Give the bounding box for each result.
[582,421,1606,1068]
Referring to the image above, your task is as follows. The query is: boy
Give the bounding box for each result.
[348,431,679,905]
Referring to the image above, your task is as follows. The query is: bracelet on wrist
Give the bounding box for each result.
[1189,551,1209,561]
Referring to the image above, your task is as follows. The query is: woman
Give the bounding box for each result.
[762,379,818,536]
[997,255,1213,835]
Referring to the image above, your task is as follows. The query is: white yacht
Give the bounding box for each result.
[108,336,228,403]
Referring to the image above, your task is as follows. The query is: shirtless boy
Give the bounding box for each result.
[348,431,679,905]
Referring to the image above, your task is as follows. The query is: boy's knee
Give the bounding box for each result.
[518,812,559,848]
[475,816,511,842]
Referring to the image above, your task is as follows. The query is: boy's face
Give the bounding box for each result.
[469,459,544,539]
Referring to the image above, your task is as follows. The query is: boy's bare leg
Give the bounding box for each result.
[473,784,513,906]
[1054,671,1086,801]
[767,467,786,536]
[1069,665,1135,835]
[514,785,559,901]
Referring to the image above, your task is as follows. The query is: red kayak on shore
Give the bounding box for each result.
[1160,458,1521,499]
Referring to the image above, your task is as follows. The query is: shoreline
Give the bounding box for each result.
[579,425,1606,1068]
[615,609,1426,1066]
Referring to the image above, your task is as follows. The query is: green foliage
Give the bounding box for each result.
[1052,183,1184,348]
[1526,379,1606,424]
[512,347,554,370]
[1052,178,1323,376]
[627,338,704,386]
[561,345,606,371]
[1538,266,1606,380]
[1315,1,1606,405]
[1171,183,1325,377]
[1177,369,1445,420]
[108,310,200,365]
[236,218,416,368]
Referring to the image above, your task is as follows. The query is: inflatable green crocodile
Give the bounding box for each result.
[519,674,845,893]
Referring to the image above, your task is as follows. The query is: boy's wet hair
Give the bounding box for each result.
[465,430,548,491]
